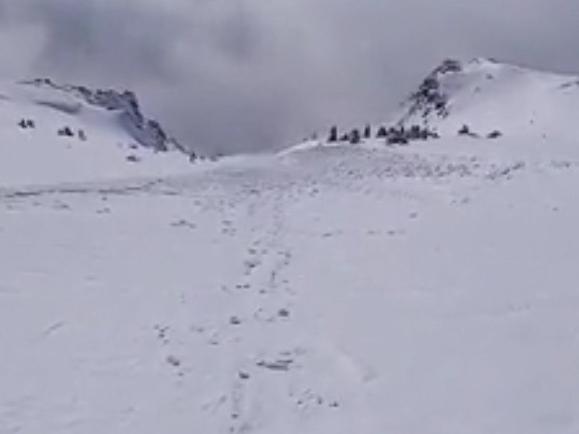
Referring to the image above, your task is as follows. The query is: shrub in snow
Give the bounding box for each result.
[376,126,388,138]
[18,119,35,129]
[387,134,409,145]
[78,130,87,141]
[458,124,476,137]
[229,316,242,325]
[126,155,141,163]
[57,126,74,137]
[166,355,181,367]
[487,130,502,139]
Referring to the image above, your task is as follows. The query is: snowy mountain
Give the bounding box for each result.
[315,57,579,149]
[0,78,195,186]
[3,61,579,434]
[397,57,579,139]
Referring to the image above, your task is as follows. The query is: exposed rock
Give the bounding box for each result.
[22,78,193,157]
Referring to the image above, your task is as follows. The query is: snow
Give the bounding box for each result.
[398,58,579,141]
[2,62,579,433]
[0,80,193,187]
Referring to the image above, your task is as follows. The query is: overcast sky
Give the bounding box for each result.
[1,0,579,155]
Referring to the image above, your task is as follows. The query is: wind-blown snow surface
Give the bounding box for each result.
[2,132,579,433]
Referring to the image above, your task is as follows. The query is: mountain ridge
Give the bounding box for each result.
[396,57,579,138]
[20,77,191,154]
[308,57,579,150]
[0,78,195,186]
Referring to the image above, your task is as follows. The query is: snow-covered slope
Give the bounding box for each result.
[0,79,195,187]
[3,61,579,434]
[398,57,579,139]
[2,132,579,433]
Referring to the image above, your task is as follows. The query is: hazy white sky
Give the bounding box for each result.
[1,0,579,155]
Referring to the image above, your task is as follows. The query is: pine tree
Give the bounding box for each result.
[376,126,388,138]
[328,126,338,143]
[363,124,371,139]
[349,129,361,144]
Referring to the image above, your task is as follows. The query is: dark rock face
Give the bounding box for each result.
[22,78,193,157]
[400,59,464,126]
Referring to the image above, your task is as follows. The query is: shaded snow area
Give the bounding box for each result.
[2,136,579,434]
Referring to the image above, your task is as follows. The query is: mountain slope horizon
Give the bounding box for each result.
[396,57,579,139]
[310,57,579,151]
[3,57,579,434]
[0,78,196,186]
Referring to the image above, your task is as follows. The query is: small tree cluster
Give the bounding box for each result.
[58,126,74,137]
[326,125,367,144]
[376,124,438,145]
[458,125,504,139]
[18,119,35,129]
[57,126,87,141]
[327,123,438,146]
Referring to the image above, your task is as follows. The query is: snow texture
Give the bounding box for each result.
[1,60,579,433]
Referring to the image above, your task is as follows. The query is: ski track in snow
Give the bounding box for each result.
[2,144,579,433]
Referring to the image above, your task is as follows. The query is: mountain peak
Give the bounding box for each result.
[396,57,579,139]
[0,78,196,186]
[20,78,190,155]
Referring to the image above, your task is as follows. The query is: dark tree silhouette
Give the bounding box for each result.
[58,126,74,137]
[349,129,361,144]
[328,126,338,143]
[363,124,371,139]
[458,124,471,136]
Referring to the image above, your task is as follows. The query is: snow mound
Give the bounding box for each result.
[397,57,579,139]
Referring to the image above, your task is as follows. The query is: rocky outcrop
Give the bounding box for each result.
[22,78,192,156]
